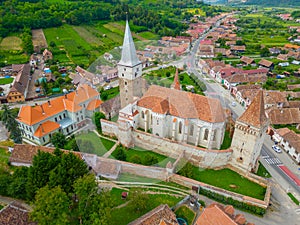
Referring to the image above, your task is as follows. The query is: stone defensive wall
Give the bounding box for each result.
[169,174,270,209]
[101,119,233,169]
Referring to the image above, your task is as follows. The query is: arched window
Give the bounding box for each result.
[204,129,209,140]
[179,121,182,134]
[212,130,216,141]
[141,111,144,119]
[189,125,194,136]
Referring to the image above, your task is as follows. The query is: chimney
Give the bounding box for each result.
[40,105,45,114]
[47,100,51,107]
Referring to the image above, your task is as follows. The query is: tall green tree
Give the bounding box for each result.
[50,132,67,148]
[92,112,106,133]
[30,185,70,225]
[128,188,149,212]
[72,174,112,225]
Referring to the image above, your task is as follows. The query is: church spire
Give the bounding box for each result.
[171,68,181,90]
[119,20,140,67]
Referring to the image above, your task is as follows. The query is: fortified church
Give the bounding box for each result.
[102,20,269,173]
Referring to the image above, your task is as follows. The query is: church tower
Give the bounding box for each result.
[118,20,143,108]
[230,91,269,173]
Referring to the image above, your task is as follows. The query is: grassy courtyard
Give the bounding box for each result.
[0,78,13,85]
[111,145,175,167]
[74,132,115,156]
[0,147,11,172]
[175,206,195,225]
[178,165,266,200]
[256,162,271,178]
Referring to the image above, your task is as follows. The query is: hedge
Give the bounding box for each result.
[199,187,266,215]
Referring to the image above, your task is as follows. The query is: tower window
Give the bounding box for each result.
[124,68,126,71]
[125,81,127,85]
[141,111,144,119]
[122,73,124,77]
[135,72,137,77]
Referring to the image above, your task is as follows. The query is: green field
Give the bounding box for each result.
[111,146,175,167]
[179,166,266,200]
[0,36,22,51]
[75,132,115,156]
[0,78,13,85]
[256,162,271,178]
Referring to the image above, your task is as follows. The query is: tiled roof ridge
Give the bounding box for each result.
[238,90,268,128]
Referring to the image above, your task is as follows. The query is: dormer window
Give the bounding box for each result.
[124,68,126,71]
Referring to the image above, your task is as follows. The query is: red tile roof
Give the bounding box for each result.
[17,84,99,125]
[33,120,60,138]
[238,90,268,128]
[137,85,225,123]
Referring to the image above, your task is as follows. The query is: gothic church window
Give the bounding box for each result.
[204,129,209,141]
[189,125,194,136]
[179,121,183,134]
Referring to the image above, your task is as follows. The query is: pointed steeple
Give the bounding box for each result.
[171,68,181,90]
[238,90,268,128]
[119,20,140,67]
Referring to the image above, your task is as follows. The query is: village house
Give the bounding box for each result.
[240,56,255,66]
[128,204,178,225]
[267,108,300,126]
[199,45,215,58]
[17,84,102,145]
[284,44,300,52]
[0,202,36,225]
[195,203,254,225]
[264,91,288,109]
[97,65,118,82]
[9,144,82,167]
[269,47,281,55]
[6,64,31,103]
[75,66,101,86]
[42,49,53,61]
[277,54,288,61]
[215,67,242,84]
[258,59,274,70]
[273,128,300,164]
[230,45,246,55]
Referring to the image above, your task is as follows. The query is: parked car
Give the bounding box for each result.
[231,101,236,107]
[272,145,282,153]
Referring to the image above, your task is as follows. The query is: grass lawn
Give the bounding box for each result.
[110,193,181,225]
[0,36,22,50]
[100,86,120,101]
[0,147,10,172]
[179,166,266,200]
[287,192,300,205]
[111,146,176,167]
[110,188,129,207]
[256,162,271,178]
[139,31,159,40]
[175,205,195,225]
[117,173,162,183]
[220,131,232,150]
[0,78,13,85]
[75,132,115,156]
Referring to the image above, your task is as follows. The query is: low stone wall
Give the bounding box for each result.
[133,130,232,169]
[170,174,269,209]
[101,119,118,138]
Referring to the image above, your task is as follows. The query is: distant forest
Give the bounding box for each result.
[0,0,226,38]
[244,0,300,6]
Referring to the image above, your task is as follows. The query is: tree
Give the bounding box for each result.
[128,188,149,212]
[72,174,112,225]
[178,162,193,178]
[260,47,270,57]
[50,132,67,148]
[143,155,158,166]
[1,105,22,143]
[92,112,106,133]
[30,186,70,225]
[115,147,127,161]
[48,152,88,194]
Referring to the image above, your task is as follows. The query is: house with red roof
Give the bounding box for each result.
[17,84,102,145]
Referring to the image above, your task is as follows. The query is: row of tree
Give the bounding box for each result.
[0,148,113,225]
